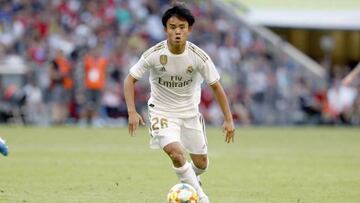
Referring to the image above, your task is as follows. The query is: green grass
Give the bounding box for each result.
[0,127,360,203]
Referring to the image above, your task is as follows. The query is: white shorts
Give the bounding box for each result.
[148,110,208,155]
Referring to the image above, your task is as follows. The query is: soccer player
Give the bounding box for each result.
[124,4,235,203]
[342,62,360,86]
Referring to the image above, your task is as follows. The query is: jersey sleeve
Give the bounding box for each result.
[129,55,151,80]
[198,57,220,85]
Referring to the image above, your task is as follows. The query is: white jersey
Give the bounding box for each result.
[130,40,220,118]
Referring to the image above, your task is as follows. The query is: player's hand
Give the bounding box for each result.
[128,111,145,136]
[222,120,235,143]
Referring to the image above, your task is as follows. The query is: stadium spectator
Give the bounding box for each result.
[48,50,73,125]
[295,77,324,124]
[23,76,45,125]
[326,78,357,124]
[80,45,108,126]
[101,81,127,121]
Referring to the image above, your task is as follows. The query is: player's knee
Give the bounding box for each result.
[193,157,208,170]
[169,151,186,167]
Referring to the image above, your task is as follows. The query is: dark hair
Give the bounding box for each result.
[162,4,195,28]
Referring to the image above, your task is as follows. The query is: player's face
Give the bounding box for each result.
[165,16,192,48]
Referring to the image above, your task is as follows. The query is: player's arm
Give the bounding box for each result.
[342,62,360,86]
[124,74,145,136]
[209,81,235,143]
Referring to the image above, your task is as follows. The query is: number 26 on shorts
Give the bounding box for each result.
[151,117,168,130]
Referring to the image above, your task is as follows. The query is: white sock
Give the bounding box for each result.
[191,160,208,176]
[173,162,206,197]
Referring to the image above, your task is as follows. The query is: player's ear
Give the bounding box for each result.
[188,26,192,32]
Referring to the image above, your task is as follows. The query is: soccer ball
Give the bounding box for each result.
[167,183,199,203]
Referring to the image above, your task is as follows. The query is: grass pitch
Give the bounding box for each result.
[0,126,359,203]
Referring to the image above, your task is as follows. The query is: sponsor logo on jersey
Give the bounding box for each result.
[186,65,193,74]
[158,77,193,88]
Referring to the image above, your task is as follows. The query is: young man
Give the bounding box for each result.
[124,4,235,203]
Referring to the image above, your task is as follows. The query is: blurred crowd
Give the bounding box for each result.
[0,0,359,127]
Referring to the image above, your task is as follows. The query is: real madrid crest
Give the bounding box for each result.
[160,55,168,66]
[186,65,193,74]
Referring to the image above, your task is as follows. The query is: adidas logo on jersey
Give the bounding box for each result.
[160,66,166,72]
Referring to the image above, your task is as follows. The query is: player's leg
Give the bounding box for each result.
[183,114,209,176]
[163,142,208,201]
[181,114,210,202]
[163,142,186,167]
[147,111,208,202]
[190,154,209,177]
